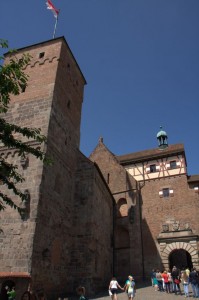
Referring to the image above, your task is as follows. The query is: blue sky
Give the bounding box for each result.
[1,0,199,175]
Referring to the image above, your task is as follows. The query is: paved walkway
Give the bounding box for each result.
[92,283,196,300]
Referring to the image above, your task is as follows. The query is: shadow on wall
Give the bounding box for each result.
[141,218,163,277]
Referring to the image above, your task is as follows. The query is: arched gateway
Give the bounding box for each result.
[160,241,199,270]
[169,249,193,270]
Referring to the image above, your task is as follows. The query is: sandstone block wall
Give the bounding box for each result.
[89,141,143,280]
[72,151,114,295]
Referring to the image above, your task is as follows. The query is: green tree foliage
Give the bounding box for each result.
[0,39,48,212]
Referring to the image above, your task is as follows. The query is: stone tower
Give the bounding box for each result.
[0,37,114,299]
[0,36,86,297]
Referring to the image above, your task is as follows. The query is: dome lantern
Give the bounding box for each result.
[157,126,168,149]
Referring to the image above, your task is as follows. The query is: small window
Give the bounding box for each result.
[163,188,170,198]
[39,52,45,59]
[150,164,156,173]
[107,173,110,184]
[170,161,177,169]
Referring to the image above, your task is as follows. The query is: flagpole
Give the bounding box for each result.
[53,15,58,39]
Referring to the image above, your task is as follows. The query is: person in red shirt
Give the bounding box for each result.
[162,270,171,293]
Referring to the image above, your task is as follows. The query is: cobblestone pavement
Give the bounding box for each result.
[92,283,196,300]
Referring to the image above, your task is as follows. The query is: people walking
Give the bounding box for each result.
[156,270,164,292]
[123,276,131,294]
[181,270,189,297]
[109,277,124,300]
[126,276,136,300]
[167,269,173,293]
[76,286,87,300]
[189,268,199,298]
[171,266,181,295]
[150,269,156,287]
[152,273,158,292]
[162,270,171,293]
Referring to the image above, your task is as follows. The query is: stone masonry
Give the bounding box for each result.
[0,37,113,300]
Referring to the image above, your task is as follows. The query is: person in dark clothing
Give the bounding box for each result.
[189,268,199,298]
[171,266,181,295]
[150,269,156,287]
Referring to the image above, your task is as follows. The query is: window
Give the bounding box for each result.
[170,160,177,169]
[107,173,110,184]
[163,188,170,198]
[39,52,45,58]
[150,164,156,173]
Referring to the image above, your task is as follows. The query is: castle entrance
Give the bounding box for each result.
[169,249,193,270]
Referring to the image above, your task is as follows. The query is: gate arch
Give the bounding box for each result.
[169,249,193,270]
[161,242,199,269]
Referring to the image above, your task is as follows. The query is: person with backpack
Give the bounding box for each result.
[126,276,136,300]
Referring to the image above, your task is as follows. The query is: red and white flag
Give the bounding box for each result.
[46,0,59,18]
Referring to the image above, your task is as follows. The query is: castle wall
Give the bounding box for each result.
[0,37,87,300]
[72,151,114,294]
[28,39,86,298]
[90,141,143,280]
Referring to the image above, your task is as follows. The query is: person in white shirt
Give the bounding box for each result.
[109,277,124,300]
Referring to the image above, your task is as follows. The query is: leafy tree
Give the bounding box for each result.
[0,39,48,212]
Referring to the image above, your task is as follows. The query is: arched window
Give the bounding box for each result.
[117,198,128,217]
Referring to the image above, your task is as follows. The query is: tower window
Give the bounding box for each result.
[150,164,156,173]
[170,161,177,169]
[107,173,110,184]
[39,52,45,59]
[163,188,170,198]
[159,188,174,198]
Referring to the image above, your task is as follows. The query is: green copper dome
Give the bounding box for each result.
[157,126,167,138]
[157,126,168,149]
